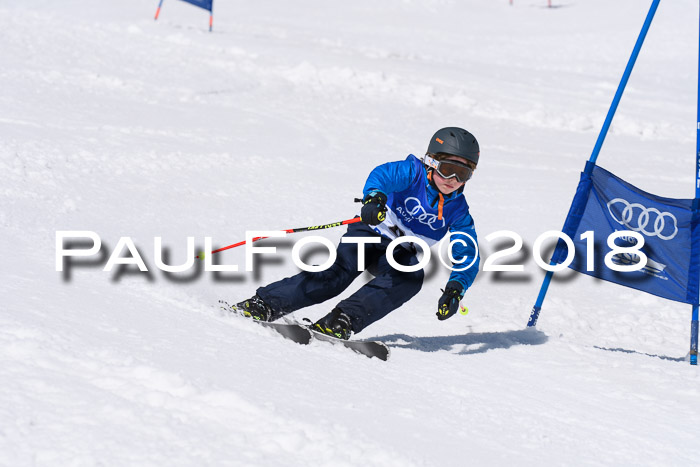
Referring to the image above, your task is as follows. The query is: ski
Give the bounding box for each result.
[220,301,313,345]
[254,320,313,345]
[219,301,389,359]
[308,328,390,361]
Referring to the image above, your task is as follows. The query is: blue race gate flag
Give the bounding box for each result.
[182,0,213,12]
[154,0,214,31]
[552,164,700,305]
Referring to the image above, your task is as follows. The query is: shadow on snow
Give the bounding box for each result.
[375,328,548,355]
[593,346,688,363]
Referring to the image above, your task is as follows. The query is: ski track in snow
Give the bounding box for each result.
[2,0,700,465]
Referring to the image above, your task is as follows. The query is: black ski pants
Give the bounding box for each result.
[256,221,424,333]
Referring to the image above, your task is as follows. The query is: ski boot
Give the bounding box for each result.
[235,295,275,321]
[313,307,353,340]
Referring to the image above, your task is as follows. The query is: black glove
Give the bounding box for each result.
[437,281,464,321]
[360,192,387,226]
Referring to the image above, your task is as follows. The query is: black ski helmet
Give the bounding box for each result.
[426,127,480,166]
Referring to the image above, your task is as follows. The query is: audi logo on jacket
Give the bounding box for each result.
[362,154,480,291]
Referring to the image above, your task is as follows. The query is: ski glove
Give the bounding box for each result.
[361,192,388,226]
[437,280,464,321]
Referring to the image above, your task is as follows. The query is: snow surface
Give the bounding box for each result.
[2,0,700,465]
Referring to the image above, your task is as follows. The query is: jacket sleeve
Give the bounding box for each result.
[447,212,480,292]
[363,156,417,197]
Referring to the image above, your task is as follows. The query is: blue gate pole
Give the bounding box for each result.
[589,0,661,166]
[527,0,662,328]
[691,1,700,365]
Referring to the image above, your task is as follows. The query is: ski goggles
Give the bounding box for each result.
[424,155,474,183]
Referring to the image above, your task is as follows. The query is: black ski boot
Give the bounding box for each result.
[313,307,353,340]
[235,295,275,321]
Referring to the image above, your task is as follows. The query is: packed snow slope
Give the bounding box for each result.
[2,0,700,465]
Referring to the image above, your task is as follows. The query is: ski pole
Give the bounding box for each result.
[196,217,362,259]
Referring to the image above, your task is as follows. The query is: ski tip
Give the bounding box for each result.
[309,328,390,361]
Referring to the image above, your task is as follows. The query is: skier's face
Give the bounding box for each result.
[433,156,468,194]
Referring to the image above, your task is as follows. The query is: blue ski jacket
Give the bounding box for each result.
[362,154,480,292]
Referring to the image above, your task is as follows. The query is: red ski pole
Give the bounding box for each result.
[196,217,362,259]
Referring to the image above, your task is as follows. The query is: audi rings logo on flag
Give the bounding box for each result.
[403,197,446,230]
[606,198,679,240]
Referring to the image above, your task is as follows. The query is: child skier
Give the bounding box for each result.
[234,127,480,339]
